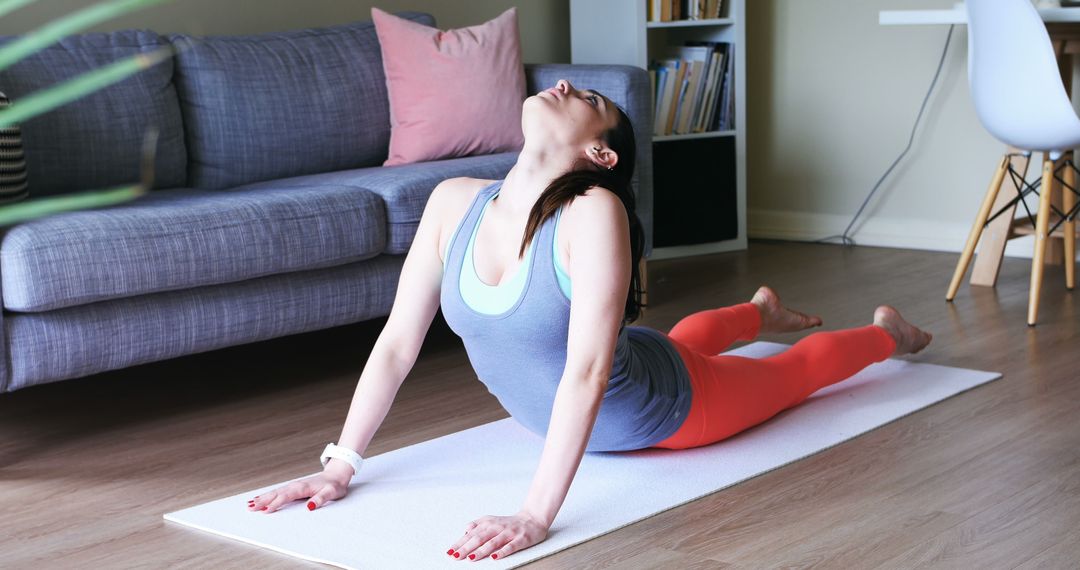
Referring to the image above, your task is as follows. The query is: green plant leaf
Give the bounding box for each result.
[0,185,147,227]
[0,0,40,20]
[0,0,172,71]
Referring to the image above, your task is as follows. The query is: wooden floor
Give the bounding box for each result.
[1,240,1077,569]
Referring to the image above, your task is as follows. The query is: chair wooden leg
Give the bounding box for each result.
[1047,166,1066,265]
[1028,157,1057,326]
[1065,152,1076,290]
[947,154,1010,301]
[971,148,1031,287]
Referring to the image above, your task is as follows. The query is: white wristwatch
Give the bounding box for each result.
[320,442,365,484]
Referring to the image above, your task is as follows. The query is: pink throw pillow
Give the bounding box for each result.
[372,7,527,166]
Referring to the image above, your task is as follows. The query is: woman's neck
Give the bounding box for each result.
[499,141,579,215]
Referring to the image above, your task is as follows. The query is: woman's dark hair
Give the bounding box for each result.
[514,99,647,324]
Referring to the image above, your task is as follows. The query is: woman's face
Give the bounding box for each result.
[523,79,619,166]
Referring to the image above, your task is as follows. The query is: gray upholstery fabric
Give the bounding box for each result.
[2,255,404,392]
[0,30,187,196]
[0,184,386,312]
[524,64,656,258]
[167,11,435,190]
[221,64,656,258]
[229,151,520,254]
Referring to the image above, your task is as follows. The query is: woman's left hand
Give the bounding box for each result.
[446,511,549,561]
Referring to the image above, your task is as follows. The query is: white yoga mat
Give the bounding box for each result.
[164,341,1002,569]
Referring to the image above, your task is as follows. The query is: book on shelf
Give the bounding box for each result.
[694,43,724,132]
[720,43,735,130]
[665,45,710,134]
[648,41,734,136]
[686,40,735,132]
[652,58,675,136]
[660,58,685,135]
[647,0,725,22]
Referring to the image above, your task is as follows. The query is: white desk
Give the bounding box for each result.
[879,6,1080,56]
[880,6,1080,25]
[878,4,1080,287]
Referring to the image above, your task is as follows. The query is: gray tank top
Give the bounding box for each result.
[439,179,693,452]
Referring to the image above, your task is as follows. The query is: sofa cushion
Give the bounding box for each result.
[371,7,526,166]
[0,30,187,197]
[230,151,520,254]
[0,184,386,312]
[167,11,435,190]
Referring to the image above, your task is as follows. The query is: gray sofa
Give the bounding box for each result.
[0,10,654,394]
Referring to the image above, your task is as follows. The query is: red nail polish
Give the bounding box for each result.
[492,553,498,559]
[307,501,316,510]
[260,506,267,511]
[469,554,476,560]
[454,552,460,558]
[447,549,455,555]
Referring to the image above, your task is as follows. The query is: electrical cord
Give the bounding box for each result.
[815,24,956,246]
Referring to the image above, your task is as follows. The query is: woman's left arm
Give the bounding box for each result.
[447,189,632,561]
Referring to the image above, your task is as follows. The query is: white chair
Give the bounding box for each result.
[947,0,1080,325]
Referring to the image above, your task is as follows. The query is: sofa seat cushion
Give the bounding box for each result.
[167,11,435,190]
[230,151,520,254]
[0,185,386,313]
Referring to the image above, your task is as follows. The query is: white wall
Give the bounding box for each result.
[747,0,1078,260]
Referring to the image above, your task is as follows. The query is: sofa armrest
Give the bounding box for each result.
[523,63,655,258]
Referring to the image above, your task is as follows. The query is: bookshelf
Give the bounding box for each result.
[569,0,747,261]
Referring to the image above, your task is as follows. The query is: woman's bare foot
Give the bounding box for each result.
[750,285,823,334]
[873,305,933,355]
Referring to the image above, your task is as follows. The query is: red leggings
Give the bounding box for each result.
[651,302,897,450]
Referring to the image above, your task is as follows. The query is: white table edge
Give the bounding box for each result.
[880,7,1080,26]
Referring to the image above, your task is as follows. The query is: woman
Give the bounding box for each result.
[244,79,933,561]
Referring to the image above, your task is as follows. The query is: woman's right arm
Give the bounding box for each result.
[249,177,469,513]
[326,178,463,472]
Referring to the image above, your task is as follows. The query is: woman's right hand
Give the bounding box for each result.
[246,459,354,513]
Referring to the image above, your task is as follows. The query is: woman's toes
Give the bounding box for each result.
[751,287,823,333]
[796,309,819,325]
[792,310,822,331]
[912,330,933,353]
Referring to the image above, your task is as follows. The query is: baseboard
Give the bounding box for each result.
[748,208,1079,260]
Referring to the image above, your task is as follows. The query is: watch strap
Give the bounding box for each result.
[320,442,364,482]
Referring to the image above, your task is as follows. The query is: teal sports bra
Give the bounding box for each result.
[443,188,572,314]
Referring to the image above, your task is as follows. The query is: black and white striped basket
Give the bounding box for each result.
[0,90,28,205]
